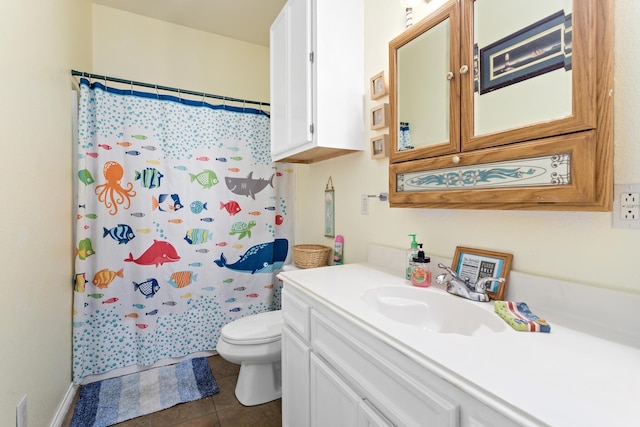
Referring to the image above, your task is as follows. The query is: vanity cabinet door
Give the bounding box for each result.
[282,326,311,427]
[310,353,360,427]
[311,353,394,427]
[359,400,395,427]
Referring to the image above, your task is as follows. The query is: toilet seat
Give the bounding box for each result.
[221,310,282,345]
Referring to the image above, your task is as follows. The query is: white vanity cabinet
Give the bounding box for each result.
[282,287,395,427]
[281,285,517,427]
[269,0,364,164]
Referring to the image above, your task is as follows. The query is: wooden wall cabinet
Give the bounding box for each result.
[388,0,613,210]
[270,0,364,164]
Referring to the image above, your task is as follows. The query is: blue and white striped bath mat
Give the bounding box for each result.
[70,357,219,427]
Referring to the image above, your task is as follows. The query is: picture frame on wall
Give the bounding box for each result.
[324,177,335,238]
[451,246,513,301]
[370,71,388,100]
[370,103,389,130]
[370,134,389,159]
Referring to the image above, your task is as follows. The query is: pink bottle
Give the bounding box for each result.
[410,245,431,287]
[333,235,344,265]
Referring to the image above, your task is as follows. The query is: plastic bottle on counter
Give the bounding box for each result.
[406,234,419,281]
[410,244,431,287]
[333,235,344,265]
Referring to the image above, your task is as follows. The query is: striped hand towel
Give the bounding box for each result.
[494,301,551,333]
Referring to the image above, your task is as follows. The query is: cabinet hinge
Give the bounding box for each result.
[309,51,314,63]
[310,124,314,134]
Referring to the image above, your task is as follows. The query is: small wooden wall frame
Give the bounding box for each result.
[370,71,388,100]
[451,246,513,301]
[370,134,389,159]
[370,103,389,130]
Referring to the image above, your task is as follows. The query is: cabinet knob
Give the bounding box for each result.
[452,155,460,164]
[459,65,469,74]
[446,71,454,81]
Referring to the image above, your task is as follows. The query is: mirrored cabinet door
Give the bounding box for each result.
[461,0,596,151]
[389,2,460,163]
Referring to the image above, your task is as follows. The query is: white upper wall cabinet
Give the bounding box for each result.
[270,0,365,164]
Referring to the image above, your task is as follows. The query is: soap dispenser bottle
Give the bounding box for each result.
[410,244,431,287]
[406,234,419,281]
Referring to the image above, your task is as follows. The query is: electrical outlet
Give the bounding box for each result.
[621,204,640,220]
[16,394,27,427]
[613,184,640,229]
[360,194,369,215]
[621,192,639,206]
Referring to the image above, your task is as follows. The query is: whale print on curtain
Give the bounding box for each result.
[73,78,293,384]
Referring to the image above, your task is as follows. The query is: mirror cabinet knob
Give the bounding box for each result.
[452,155,460,164]
[446,71,454,81]
[459,65,469,74]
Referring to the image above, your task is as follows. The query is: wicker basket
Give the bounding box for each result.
[292,244,332,269]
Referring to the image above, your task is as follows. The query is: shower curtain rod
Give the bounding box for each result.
[71,69,270,108]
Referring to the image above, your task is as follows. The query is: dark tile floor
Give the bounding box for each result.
[61,355,282,427]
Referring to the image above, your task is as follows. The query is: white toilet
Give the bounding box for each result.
[216,309,283,406]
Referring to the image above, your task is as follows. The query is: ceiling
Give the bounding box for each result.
[93,0,287,47]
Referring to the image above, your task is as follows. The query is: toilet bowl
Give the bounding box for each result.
[216,309,283,406]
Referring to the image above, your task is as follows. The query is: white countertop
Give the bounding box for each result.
[279,263,640,427]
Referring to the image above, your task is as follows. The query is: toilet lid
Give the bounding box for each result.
[221,310,282,345]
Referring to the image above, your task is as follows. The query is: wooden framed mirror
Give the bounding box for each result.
[389,1,461,164]
[461,0,595,151]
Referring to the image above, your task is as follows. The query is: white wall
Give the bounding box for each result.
[0,1,92,426]
[92,4,271,105]
[296,0,640,294]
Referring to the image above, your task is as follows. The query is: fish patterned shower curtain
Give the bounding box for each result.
[72,78,294,384]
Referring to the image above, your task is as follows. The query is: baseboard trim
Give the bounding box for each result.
[49,383,78,427]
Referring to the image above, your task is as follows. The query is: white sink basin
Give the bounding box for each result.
[362,286,506,337]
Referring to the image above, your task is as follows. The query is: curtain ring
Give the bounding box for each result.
[155,84,159,99]
[103,75,107,89]
[130,80,134,95]
[178,88,182,101]
[201,92,206,106]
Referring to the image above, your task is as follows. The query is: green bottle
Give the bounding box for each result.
[406,234,418,281]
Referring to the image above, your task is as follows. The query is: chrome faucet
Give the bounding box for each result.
[435,263,505,302]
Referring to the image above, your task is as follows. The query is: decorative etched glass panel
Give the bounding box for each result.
[397,153,571,192]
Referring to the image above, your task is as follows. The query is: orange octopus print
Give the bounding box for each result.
[95,161,136,215]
